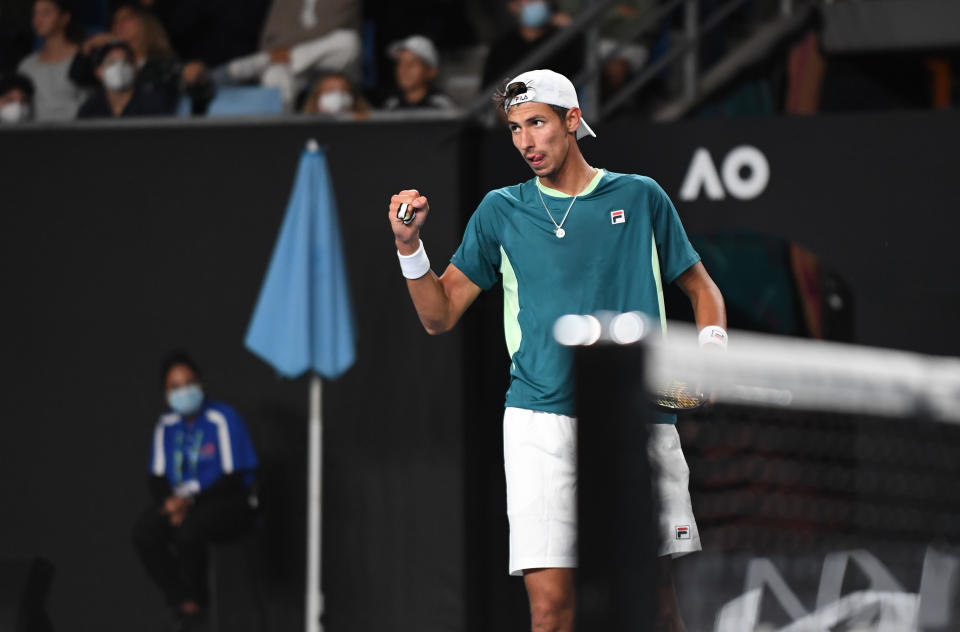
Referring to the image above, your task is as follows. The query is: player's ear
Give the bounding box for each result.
[566,108,582,135]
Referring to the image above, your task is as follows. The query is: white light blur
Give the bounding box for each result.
[609,311,648,345]
[553,314,603,347]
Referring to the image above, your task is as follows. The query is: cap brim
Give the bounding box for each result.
[577,118,596,139]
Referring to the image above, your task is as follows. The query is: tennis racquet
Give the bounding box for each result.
[654,380,706,412]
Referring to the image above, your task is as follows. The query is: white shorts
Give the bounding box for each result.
[503,407,701,576]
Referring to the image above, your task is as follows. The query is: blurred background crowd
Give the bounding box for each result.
[1,0,957,125]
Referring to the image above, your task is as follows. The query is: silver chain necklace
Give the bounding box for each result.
[537,169,596,239]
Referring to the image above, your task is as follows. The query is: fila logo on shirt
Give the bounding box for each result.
[676,525,691,540]
[610,209,625,224]
[679,145,769,201]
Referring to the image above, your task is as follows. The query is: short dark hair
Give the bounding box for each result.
[35,0,85,44]
[37,0,75,13]
[95,40,136,67]
[493,78,568,122]
[160,350,202,389]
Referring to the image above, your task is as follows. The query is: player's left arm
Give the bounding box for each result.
[675,262,726,330]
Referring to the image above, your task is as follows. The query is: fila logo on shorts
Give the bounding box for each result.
[676,525,691,540]
[610,209,625,224]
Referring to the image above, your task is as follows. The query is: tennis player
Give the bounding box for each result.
[388,69,726,632]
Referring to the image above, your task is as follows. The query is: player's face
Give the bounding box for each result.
[507,102,576,178]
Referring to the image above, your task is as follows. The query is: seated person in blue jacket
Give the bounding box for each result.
[133,351,258,622]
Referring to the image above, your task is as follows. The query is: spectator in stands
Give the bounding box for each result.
[481,0,585,89]
[17,0,87,121]
[71,3,213,115]
[302,71,370,119]
[554,0,653,95]
[133,351,258,628]
[76,41,168,117]
[382,35,456,111]
[212,0,360,111]
[0,73,35,124]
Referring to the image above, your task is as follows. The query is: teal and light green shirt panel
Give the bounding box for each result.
[451,170,700,417]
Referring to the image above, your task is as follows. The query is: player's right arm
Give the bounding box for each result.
[389,189,482,335]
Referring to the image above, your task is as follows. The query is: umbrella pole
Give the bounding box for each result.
[307,373,323,632]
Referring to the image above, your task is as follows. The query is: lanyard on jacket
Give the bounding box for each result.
[173,427,204,484]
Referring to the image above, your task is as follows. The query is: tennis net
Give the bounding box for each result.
[568,317,960,631]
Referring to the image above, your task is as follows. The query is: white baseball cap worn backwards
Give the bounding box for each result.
[504,69,596,140]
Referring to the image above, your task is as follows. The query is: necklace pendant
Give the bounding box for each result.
[555,227,566,239]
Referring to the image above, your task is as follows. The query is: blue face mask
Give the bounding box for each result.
[520,1,552,28]
[168,384,204,416]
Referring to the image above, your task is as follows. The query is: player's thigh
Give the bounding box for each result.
[503,407,579,575]
[503,407,577,517]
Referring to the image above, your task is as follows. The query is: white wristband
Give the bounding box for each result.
[173,480,201,498]
[397,239,431,279]
[698,325,728,349]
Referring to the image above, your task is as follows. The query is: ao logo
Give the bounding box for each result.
[714,548,958,631]
[679,145,769,201]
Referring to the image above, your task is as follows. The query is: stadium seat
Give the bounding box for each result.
[208,87,284,116]
[176,87,285,117]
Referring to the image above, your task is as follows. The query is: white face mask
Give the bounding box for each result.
[102,61,135,92]
[0,101,31,124]
[318,90,354,114]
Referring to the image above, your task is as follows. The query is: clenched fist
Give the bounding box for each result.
[388,189,430,255]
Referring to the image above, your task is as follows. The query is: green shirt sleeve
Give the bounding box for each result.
[450,192,502,290]
[648,178,700,283]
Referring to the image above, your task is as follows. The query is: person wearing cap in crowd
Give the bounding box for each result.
[387,69,727,631]
[0,73,35,124]
[76,40,168,118]
[382,35,455,111]
[553,0,654,96]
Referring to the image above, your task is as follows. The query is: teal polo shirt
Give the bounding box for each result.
[451,169,700,419]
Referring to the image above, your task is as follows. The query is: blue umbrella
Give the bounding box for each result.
[245,140,355,632]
